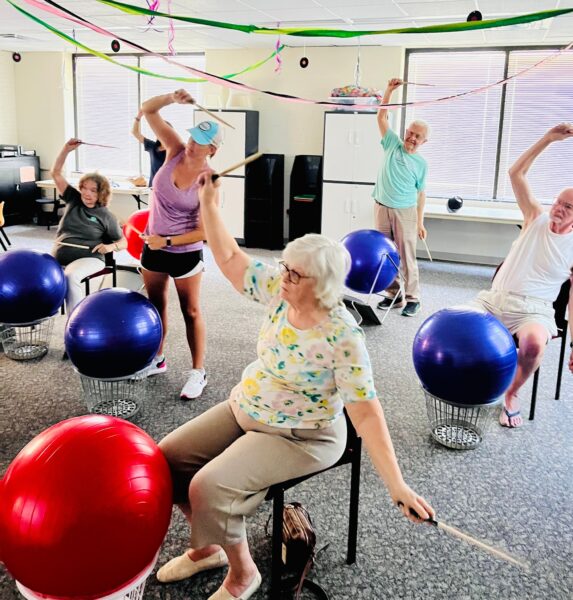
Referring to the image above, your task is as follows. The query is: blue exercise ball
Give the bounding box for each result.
[0,250,66,324]
[341,229,400,294]
[412,306,517,405]
[65,288,162,379]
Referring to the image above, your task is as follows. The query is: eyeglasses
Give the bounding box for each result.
[278,261,312,285]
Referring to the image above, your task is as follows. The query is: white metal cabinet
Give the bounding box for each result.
[323,112,388,184]
[321,182,375,241]
[219,177,245,240]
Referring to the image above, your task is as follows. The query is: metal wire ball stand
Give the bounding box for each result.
[0,317,55,361]
[77,368,149,421]
[423,388,501,450]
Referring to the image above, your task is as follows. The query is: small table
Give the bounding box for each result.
[36,180,151,210]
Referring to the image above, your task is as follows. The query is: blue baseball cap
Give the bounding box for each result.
[186,121,223,147]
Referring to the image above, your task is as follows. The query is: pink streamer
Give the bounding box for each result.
[20,0,573,111]
[166,0,176,55]
[274,26,282,73]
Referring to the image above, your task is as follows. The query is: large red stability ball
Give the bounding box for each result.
[123,209,149,260]
[0,415,172,599]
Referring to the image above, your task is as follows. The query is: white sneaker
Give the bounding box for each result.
[146,355,167,376]
[181,369,207,400]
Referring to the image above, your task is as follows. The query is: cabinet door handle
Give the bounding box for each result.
[351,197,357,214]
[16,184,20,191]
[347,131,353,146]
[354,132,360,146]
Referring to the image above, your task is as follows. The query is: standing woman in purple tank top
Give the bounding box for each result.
[140,88,223,401]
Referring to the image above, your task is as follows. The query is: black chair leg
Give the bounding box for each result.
[555,333,567,400]
[271,487,285,600]
[347,442,361,565]
[529,368,540,420]
[0,227,11,246]
[0,236,6,252]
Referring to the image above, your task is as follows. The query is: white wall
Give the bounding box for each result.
[14,52,74,176]
[0,51,18,143]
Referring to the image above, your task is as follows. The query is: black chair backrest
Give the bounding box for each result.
[553,278,571,331]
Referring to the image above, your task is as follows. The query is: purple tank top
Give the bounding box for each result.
[146,150,204,253]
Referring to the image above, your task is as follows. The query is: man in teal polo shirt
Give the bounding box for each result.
[373,78,429,317]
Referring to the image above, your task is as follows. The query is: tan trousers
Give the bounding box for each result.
[159,399,347,548]
[374,202,420,302]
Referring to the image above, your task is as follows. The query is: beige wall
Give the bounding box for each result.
[0,51,18,144]
[205,46,404,159]
[14,52,74,176]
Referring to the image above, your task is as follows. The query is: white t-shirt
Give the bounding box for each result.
[493,212,573,302]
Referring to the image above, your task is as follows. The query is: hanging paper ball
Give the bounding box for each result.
[467,10,483,21]
[12,52,21,63]
[447,196,464,213]
[111,39,121,52]
[300,57,309,69]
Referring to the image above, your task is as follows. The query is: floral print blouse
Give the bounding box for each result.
[231,259,377,429]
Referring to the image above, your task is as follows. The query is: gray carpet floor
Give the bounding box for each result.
[1,225,572,600]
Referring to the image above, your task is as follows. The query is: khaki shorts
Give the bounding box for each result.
[469,289,557,339]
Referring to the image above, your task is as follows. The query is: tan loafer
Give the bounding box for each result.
[207,570,262,600]
[156,548,228,583]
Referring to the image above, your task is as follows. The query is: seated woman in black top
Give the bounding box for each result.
[50,138,127,312]
[131,110,172,187]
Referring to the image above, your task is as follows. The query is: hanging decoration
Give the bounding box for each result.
[12,52,21,62]
[274,28,282,73]
[96,0,573,39]
[166,0,175,55]
[299,41,308,69]
[8,0,573,112]
[10,0,285,83]
[111,39,120,52]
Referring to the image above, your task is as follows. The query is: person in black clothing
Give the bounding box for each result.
[131,109,172,187]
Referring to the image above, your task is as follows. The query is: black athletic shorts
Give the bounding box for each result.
[140,246,204,279]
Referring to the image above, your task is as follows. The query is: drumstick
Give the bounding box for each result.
[212,152,263,181]
[421,236,433,262]
[187,100,235,129]
[402,81,435,87]
[429,518,529,571]
[80,141,120,149]
[398,504,528,571]
[126,224,144,236]
[56,241,90,249]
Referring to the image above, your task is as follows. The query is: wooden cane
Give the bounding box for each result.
[55,241,91,250]
[212,152,264,181]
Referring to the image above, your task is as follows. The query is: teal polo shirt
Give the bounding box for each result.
[372,129,427,209]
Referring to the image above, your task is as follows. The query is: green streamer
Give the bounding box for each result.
[7,0,283,83]
[97,0,573,38]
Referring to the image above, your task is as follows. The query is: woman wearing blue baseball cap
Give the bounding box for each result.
[140,88,223,401]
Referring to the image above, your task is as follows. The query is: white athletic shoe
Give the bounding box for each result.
[180,369,207,400]
[146,355,167,376]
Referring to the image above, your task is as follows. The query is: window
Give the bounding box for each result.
[405,47,572,203]
[74,54,205,177]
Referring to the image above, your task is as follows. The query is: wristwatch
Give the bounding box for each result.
[166,236,172,247]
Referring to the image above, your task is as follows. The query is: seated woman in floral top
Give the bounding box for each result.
[156,173,435,600]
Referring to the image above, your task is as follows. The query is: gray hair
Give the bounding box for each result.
[282,234,351,310]
[408,119,430,140]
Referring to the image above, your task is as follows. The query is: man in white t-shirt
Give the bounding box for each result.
[472,123,573,428]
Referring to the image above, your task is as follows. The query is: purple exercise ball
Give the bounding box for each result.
[65,288,162,379]
[341,229,400,294]
[0,250,66,324]
[412,306,518,405]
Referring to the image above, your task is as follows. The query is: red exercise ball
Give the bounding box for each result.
[0,415,172,599]
[124,209,149,260]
